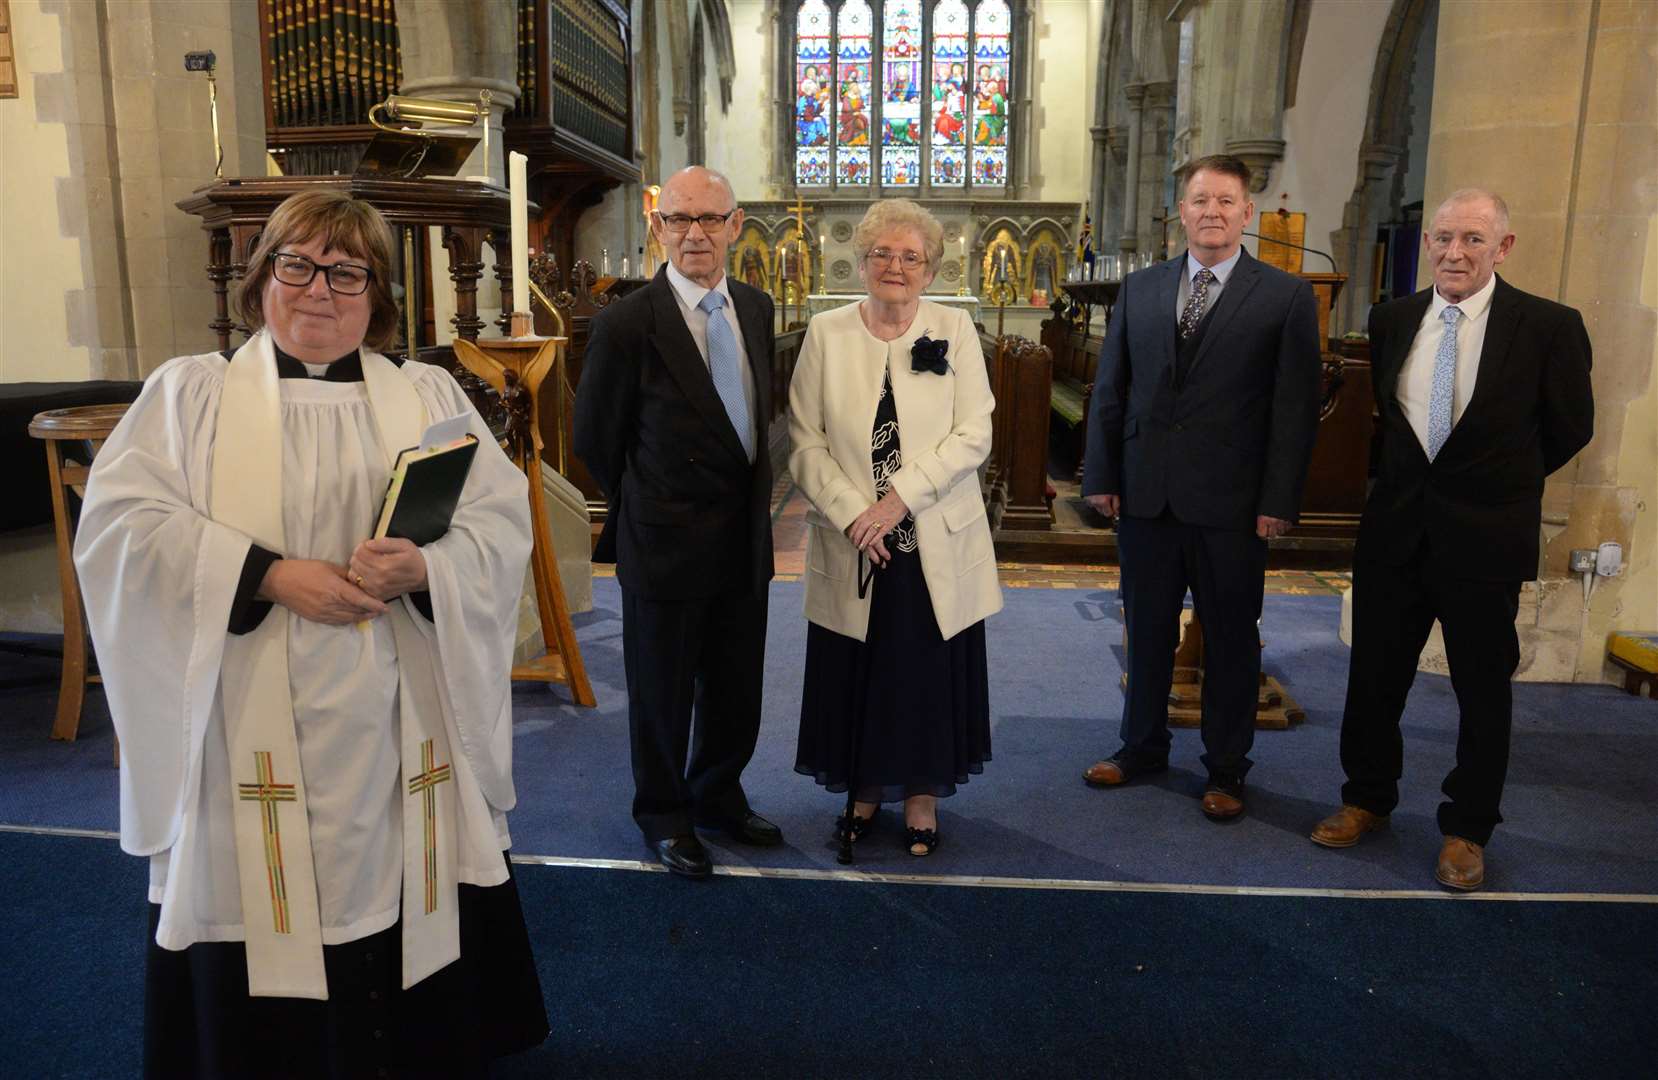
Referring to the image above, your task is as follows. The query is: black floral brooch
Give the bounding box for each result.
[910,332,950,375]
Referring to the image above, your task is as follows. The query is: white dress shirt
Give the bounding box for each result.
[1175,248,1243,322]
[664,260,758,432]
[1395,273,1496,455]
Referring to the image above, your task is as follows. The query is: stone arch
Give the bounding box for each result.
[1331,0,1434,334]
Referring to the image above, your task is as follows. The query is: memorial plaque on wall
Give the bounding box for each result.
[1257,210,1307,274]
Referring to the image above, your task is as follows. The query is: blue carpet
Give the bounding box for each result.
[3,579,1656,894]
[1,831,1652,1079]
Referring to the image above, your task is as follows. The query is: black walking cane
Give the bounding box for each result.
[837,551,881,865]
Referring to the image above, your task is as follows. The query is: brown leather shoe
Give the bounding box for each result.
[1083,756,1167,787]
[1200,784,1244,820]
[1309,805,1389,849]
[1435,836,1485,891]
[1083,759,1129,786]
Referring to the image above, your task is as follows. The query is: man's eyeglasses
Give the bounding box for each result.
[269,252,373,295]
[866,248,928,270]
[655,211,736,234]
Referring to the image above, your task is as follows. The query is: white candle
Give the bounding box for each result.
[508,150,529,319]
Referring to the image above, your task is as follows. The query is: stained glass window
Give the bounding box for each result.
[929,0,969,187]
[835,1,873,185]
[790,1,1013,190]
[970,0,1010,188]
[880,1,921,187]
[795,0,832,186]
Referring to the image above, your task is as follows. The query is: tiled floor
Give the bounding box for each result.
[594,479,1351,597]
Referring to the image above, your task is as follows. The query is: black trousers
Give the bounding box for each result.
[1115,512,1267,780]
[621,586,768,841]
[1339,542,1521,846]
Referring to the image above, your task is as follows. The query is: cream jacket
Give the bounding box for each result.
[787,298,1002,642]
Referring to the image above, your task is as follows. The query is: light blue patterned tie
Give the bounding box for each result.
[698,290,754,462]
[1426,305,1462,461]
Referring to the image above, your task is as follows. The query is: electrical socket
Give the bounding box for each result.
[1568,549,1598,573]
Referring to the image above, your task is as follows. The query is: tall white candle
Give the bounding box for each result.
[508,151,529,320]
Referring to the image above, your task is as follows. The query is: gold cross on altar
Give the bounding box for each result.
[787,196,809,233]
[407,739,453,914]
[237,751,298,934]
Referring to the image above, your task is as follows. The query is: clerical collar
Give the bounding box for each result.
[272,344,363,381]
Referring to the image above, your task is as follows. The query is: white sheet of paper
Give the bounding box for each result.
[418,413,471,452]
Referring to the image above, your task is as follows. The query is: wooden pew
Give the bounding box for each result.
[986,334,1055,532]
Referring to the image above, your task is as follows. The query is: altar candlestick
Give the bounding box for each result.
[508,151,529,324]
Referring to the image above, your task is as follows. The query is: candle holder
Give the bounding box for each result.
[450,334,595,706]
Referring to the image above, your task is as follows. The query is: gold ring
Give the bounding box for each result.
[353,573,365,587]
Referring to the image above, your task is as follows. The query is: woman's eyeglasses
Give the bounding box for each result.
[269,252,373,295]
[866,248,928,270]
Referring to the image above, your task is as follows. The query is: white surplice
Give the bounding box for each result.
[74,333,532,997]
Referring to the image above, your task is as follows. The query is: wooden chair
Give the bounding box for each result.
[28,403,129,743]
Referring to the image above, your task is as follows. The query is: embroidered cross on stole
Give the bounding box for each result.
[237,751,299,933]
[408,739,453,914]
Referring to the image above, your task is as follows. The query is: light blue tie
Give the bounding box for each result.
[1426,305,1462,461]
[698,290,755,462]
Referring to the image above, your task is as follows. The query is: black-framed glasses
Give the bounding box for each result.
[269,251,373,295]
[866,247,928,270]
[654,211,736,234]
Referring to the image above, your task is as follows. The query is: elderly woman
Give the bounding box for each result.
[74,190,548,1077]
[788,199,1002,856]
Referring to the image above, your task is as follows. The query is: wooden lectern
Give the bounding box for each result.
[452,335,596,706]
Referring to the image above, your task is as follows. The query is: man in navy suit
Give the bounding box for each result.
[1310,189,1593,890]
[574,166,781,878]
[1081,154,1322,820]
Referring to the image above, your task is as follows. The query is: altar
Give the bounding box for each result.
[805,293,982,324]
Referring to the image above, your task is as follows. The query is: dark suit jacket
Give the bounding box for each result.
[1356,275,1593,582]
[1082,249,1323,531]
[573,267,776,600]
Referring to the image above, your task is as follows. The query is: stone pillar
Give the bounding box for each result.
[1139,81,1175,257]
[394,0,520,183]
[1333,141,1404,334]
[1118,83,1144,256]
[1420,0,1657,682]
[1107,126,1134,252]
[1222,0,1289,193]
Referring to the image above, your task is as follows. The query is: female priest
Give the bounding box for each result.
[74,189,548,1077]
[787,199,1002,857]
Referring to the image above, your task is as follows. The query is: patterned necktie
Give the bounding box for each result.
[1178,267,1215,341]
[1426,305,1462,461]
[698,290,755,462]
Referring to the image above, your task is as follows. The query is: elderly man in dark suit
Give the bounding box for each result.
[1311,189,1593,891]
[1081,154,1322,821]
[574,165,780,878]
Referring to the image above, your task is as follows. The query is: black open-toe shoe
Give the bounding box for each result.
[835,807,879,843]
[905,826,939,856]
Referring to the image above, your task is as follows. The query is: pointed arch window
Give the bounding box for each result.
[789,0,1019,193]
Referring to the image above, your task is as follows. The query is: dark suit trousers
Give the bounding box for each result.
[1116,512,1266,779]
[1339,542,1521,846]
[621,587,768,842]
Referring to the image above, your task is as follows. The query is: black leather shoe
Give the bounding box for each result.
[698,810,784,847]
[650,836,712,879]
